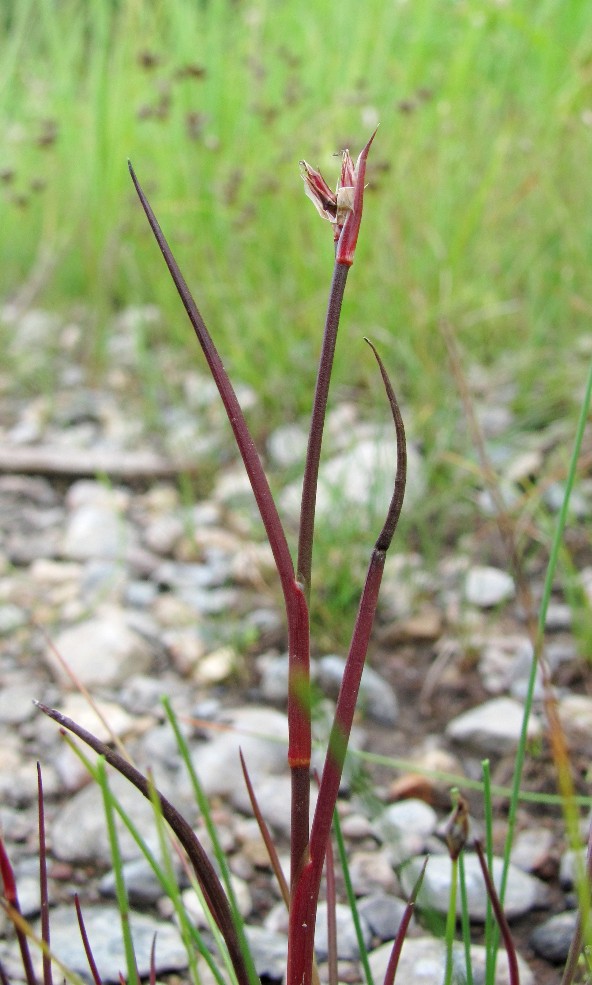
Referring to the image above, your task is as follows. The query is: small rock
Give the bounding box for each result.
[357,893,409,942]
[530,910,578,963]
[194,644,237,685]
[378,606,443,644]
[559,848,586,889]
[348,849,398,895]
[400,853,548,921]
[0,682,37,724]
[558,694,592,740]
[50,772,163,865]
[478,635,538,697]
[46,607,153,688]
[368,934,534,985]
[32,905,187,981]
[266,423,308,467]
[62,481,134,561]
[191,706,289,799]
[373,800,438,866]
[315,902,371,961]
[446,697,542,755]
[317,655,398,726]
[0,604,27,635]
[245,925,288,981]
[100,856,180,906]
[511,827,556,878]
[465,566,515,608]
[181,873,252,925]
[282,431,425,524]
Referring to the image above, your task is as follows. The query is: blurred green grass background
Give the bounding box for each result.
[2,0,591,550]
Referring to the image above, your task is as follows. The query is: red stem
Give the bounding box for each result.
[474,841,520,985]
[37,764,53,985]
[129,160,311,893]
[297,260,349,597]
[288,348,406,985]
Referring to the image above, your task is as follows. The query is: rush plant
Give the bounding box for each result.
[14,130,413,985]
[3,130,580,985]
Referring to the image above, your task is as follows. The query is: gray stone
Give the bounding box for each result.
[100,856,178,906]
[465,566,515,608]
[0,681,38,724]
[558,694,592,739]
[530,910,578,963]
[34,904,187,981]
[50,771,163,865]
[191,706,289,799]
[317,654,398,726]
[374,800,438,865]
[315,902,371,961]
[510,827,555,875]
[399,853,547,921]
[62,482,134,561]
[477,635,539,698]
[348,849,398,895]
[0,604,27,635]
[281,430,425,525]
[368,934,534,985]
[266,423,308,467]
[46,607,153,688]
[559,847,586,888]
[245,925,287,980]
[357,893,409,942]
[446,697,542,755]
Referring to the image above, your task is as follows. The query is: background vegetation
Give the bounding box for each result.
[2,0,591,562]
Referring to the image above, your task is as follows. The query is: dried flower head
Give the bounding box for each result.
[300,129,377,267]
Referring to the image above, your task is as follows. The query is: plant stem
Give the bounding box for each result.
[297,260,349,600]
[444,856,458,985]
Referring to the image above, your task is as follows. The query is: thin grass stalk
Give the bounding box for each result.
[497,353,592,962]
[458,853,474,985]
[161,698,258,985]
[239,750,290,908]
[144,773,202,985]
[36,765,52,985]
[0,906,88,985]
[128,161,312,890]
[443,856,459,985]
[474,841,520,985]
[0,836,37,985]
[35,702,254,985]
[382,858,427,985]
[296,259,348,599]
[481,760,495,985]
[441,319,592,961]
[353,747,592,808]
[96,760,140,985]
[73,896,103,985]
[332,808,374,985]
[63,733,228,985]
[288,344,406,985]
[0,959,11,985]
[149,937,157,985]
[325,832,338,985]
[560,814,592,985]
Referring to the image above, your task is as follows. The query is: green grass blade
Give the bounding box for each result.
[62,734,229,985]
[95,759,139,985]
[162,696,259,985]
[332,807,374,985]
[481,760,495,985]
[457,853,473,985]
[498,353,592,948]
[443,856,458,985]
